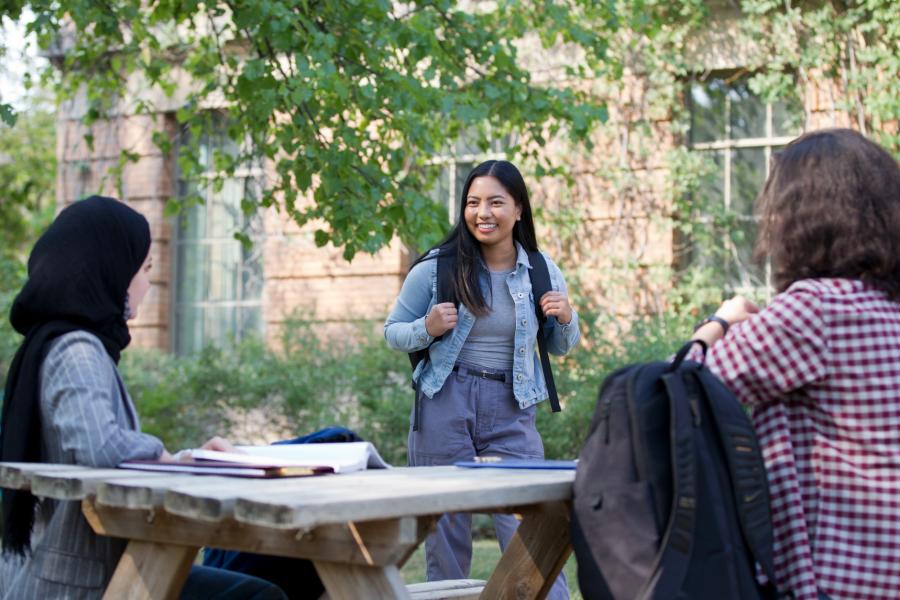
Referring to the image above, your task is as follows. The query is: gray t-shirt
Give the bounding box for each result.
[456,268,516,370]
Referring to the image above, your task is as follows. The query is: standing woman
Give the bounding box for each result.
[0,196,285,599]
[385,160,578,597]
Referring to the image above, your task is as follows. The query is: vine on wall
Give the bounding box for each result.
[539,0,898,347]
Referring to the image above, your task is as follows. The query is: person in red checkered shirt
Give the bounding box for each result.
[692,129,900,600]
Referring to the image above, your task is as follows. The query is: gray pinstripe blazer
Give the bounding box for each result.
[1,331,164,599]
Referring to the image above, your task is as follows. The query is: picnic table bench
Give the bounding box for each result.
[0,462,575,600]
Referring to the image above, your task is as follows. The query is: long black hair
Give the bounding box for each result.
[413,160,539,316]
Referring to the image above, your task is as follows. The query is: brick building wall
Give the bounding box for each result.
[56,104,178,349]
[261,210,408,346]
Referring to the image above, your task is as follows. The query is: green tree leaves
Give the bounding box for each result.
[741,0,900,154]
[9,0,610,258]
[0,103,15,127]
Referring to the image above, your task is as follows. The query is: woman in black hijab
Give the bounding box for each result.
[2,194,153,553]
[0,196,286,599]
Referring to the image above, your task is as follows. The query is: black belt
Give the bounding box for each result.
[414,365,507,432]
[452,365,507,382]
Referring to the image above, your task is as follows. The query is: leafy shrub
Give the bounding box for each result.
[539,308,695,459]
[121,309,695,464]
[0,258,25,388]
[121,320,413,464]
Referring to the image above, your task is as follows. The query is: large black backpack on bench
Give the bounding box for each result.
[571,341,780,600]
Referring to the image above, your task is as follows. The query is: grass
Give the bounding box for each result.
[400,539,583,600]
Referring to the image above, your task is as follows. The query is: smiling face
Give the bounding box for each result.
[464,176,522,250]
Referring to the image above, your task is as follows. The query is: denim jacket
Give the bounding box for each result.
[384,242,580,409]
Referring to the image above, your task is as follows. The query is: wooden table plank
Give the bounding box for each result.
[315,562,411,600]
[96,475,240,510]
[406,579,485,600]
[158,467,571,524]
[162,475,341,522]
[233,467,574,530]
[32,469,181,501]
[97,470,385,517]
[481,501,572,600]
[101,539,196,600]
[83,499,435,566]
[0,463,89,490]
[0,463,189,499]
[162,469,430,523]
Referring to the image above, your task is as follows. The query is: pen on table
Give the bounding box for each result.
[473,456,502,463]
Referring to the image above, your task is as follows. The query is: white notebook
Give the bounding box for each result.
[189,441,391,473]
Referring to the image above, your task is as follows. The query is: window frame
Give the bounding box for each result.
[426,130,513,221]
[687,73,803,296]
[170,116,267,355]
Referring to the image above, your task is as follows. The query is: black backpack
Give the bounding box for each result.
[571,340,779,600]
[407,248,560,430]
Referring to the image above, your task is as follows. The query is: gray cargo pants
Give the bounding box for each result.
[408,363,569,600]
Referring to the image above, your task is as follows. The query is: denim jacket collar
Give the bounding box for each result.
[515,242,532,271]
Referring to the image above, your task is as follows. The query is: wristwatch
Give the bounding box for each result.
[694,315,730,336]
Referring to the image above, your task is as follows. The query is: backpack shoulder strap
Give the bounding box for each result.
[407,249,457,427]
[695,370,779,594]
[642,364,698,600]
[408,249,456,389]
[527,249,553,310]
[526,250,560,412]
[436,249,456,307]
[407,250,457,370]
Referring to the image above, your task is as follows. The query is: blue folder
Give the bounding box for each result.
[454,458,577,470]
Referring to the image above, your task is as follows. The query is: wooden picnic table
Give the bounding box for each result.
[0,462,575,600]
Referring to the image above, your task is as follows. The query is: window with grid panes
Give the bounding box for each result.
[688,75,803,294]
[430,132,510,220]
[173,116,265,355]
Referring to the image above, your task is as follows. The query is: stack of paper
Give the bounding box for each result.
[120,442,390,478]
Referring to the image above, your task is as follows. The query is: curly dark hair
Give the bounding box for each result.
[754,128,900,299]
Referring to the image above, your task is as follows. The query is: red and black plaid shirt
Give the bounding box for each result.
[696,278,900,600]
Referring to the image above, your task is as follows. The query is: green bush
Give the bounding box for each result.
[121,320,413,464]
[538,308,695,459]
[121,309,695,464]
[0,258,25,386]
[3,280,697,466]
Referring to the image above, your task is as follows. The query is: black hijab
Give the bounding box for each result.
[1,195,151,555]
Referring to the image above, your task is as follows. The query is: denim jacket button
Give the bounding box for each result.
[521,319,527,326]
[518,347,525,354]
[516,374,523,381]
[517,292,524,299]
